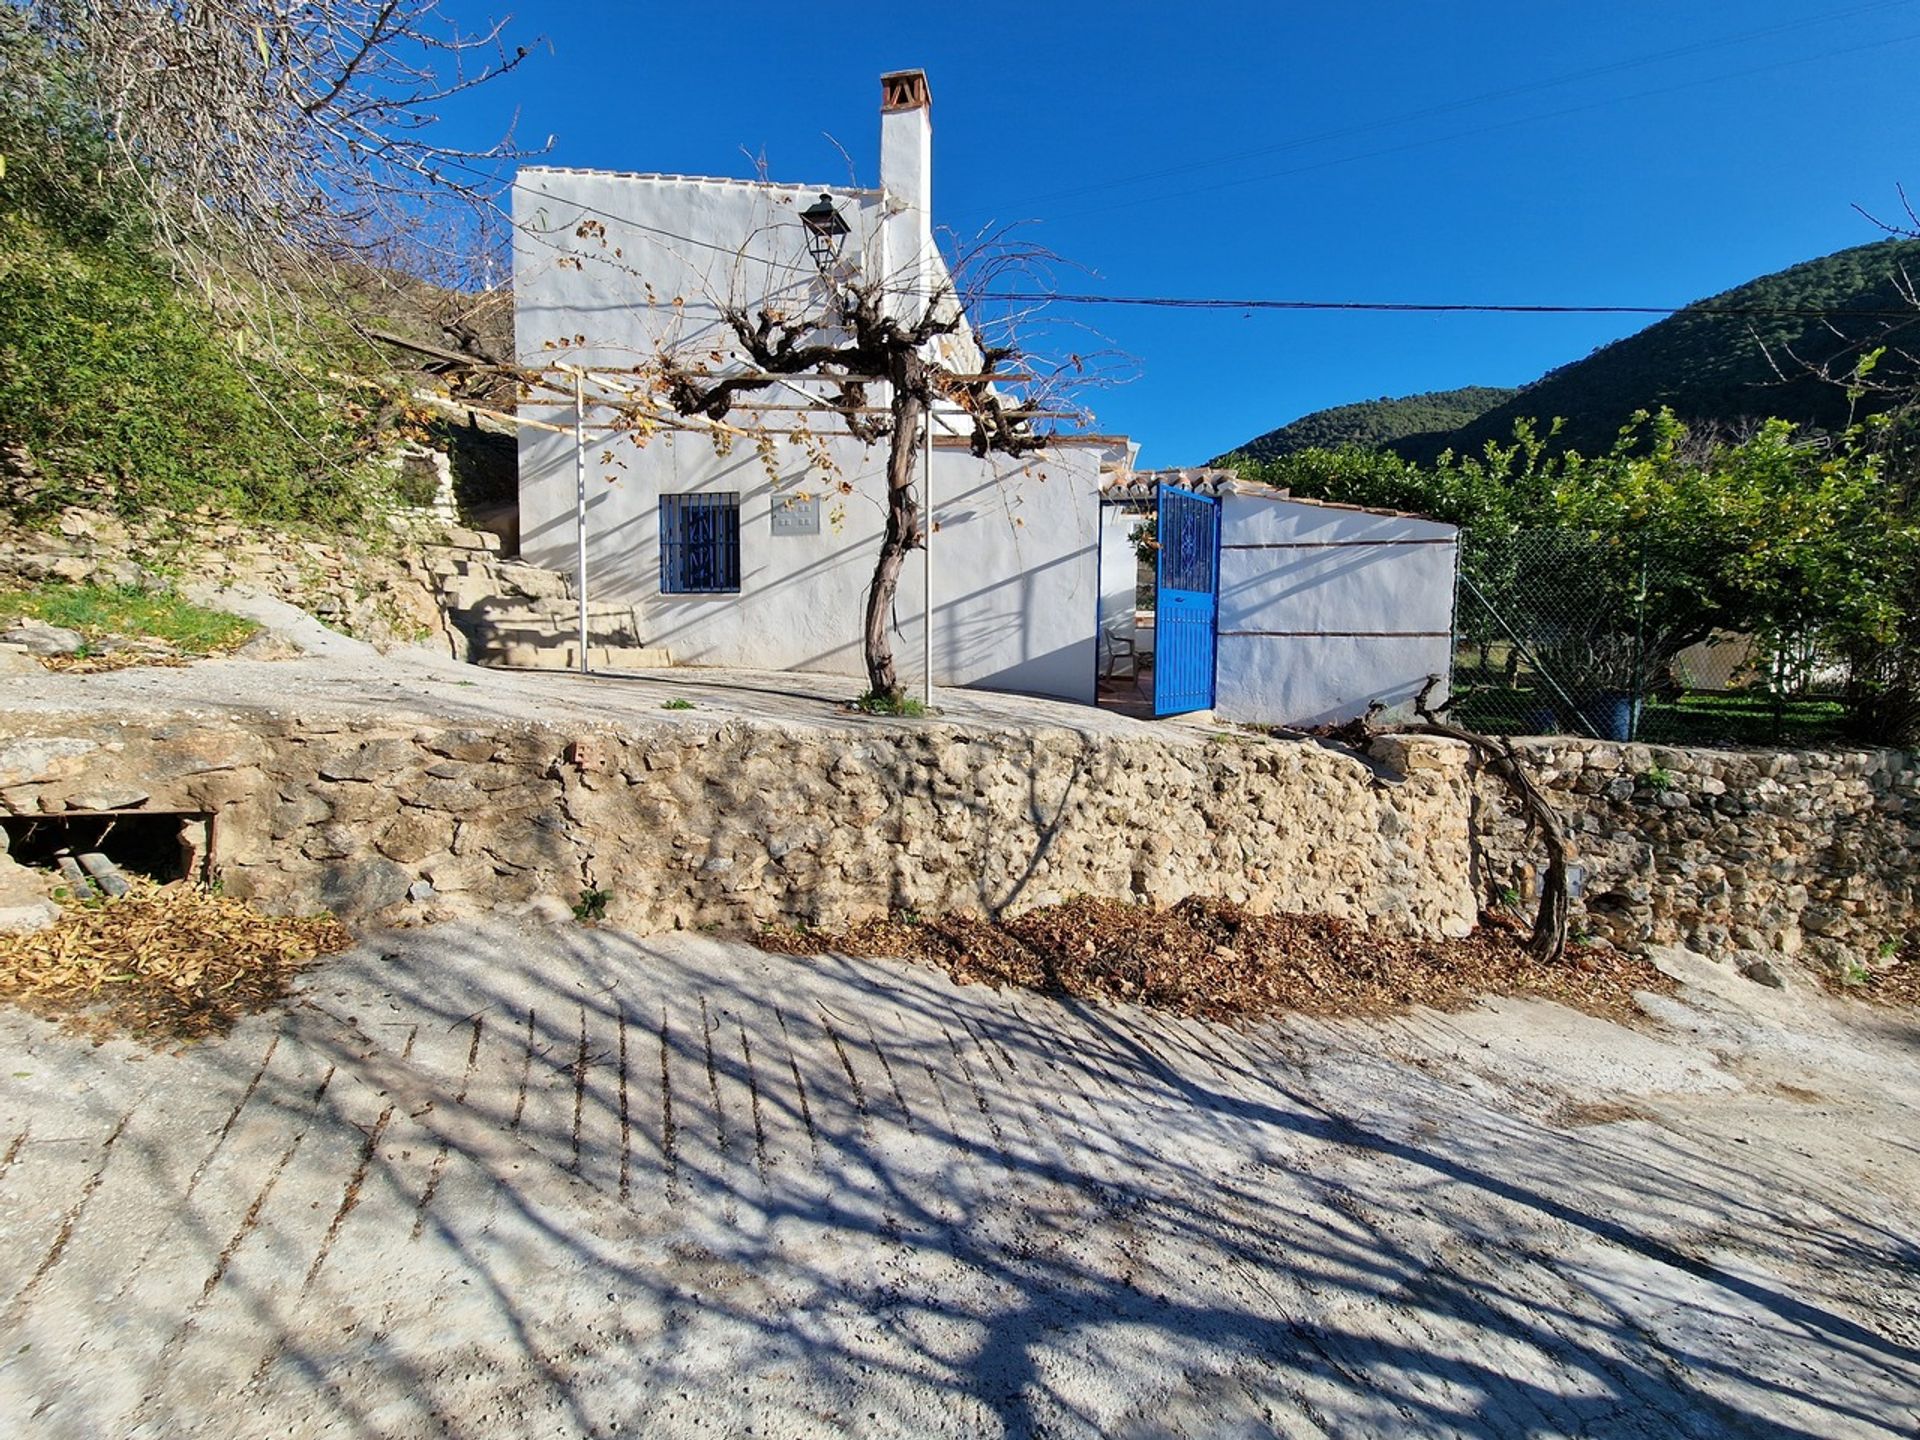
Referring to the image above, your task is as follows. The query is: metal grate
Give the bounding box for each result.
[660,493,741,594]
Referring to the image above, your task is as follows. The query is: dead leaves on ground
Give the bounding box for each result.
[761,895,1673,1025]
[0,880,354,1042]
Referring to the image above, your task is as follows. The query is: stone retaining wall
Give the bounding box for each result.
[0,510,568,660]
[1475,739,1919,971]
[1,707,1911,972]
[0,715,1479,939]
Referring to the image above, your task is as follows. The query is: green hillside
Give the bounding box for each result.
[1216,238,1920,465]
[1214,385,1516,464]
[1423,238,1920,460]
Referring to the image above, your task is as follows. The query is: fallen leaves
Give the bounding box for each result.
[761,896,1673,1025]
[1829,938,1920,1008]
[0,880,354,1041]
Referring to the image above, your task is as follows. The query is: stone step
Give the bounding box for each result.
[477,641,671,671]
[455,595,657,670]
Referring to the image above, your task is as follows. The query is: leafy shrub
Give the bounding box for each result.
[0,15,396,531]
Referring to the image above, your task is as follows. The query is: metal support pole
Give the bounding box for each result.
[921,403,934,710]
[572,371,590,676]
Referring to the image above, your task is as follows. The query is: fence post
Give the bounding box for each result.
[573,370,590,677]
[1632,535,1648,741]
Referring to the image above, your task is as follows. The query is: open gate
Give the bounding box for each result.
[1154,485,1220,716]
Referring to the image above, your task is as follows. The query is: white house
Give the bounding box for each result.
[511,70,1109,703]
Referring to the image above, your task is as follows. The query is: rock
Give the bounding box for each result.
[0,898,59,935]
[1736,953,1788,989]
[376,811,452,865]
[407,879,436,903]
[5,621,85,656]
[316,738,419,783]
[234,629,303,661]
[319,857,412,917]
[0,736,99,786]
[0,854,58,934]
[515,894,576,926]
[0,647,45,676]
[63,787,152,811]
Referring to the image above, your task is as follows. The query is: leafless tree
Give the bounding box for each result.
[26,0,538,305]
[648,228,1114,705]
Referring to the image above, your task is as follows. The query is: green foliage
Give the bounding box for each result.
[572,888,612,924]
[853,689,928,717]
[0,217,389,525]
[1216,386,1517,466]
[0,581,258,654]
[1228,408,1920,743]
[0,16,397,530]
[661,698,695,710]
[1642,764,1674,793]
[1442,239,1920,460]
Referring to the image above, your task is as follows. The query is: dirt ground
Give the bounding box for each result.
[0,918,1915,1438]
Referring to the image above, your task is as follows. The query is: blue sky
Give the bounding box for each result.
[440,1,1920,464]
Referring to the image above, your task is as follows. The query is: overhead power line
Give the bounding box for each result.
[439,163,1920,328]
[973,293,1920,321]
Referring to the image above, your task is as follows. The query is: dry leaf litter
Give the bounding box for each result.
[762,895,1674,1024]
[0,878,354,1041]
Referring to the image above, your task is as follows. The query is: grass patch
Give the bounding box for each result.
[661,698,695,711]
[0,581,258,656]
[1450,682,1850,747]
[852,689,928,718]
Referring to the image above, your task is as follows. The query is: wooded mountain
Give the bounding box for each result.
[1215,386,1516,463]
[1215,238,1920,464]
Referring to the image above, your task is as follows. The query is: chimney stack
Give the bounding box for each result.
[878,69,933,314]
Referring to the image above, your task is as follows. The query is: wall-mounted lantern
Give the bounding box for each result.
[799,192,850,270]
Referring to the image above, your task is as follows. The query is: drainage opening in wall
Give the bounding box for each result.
[2,812,211,885]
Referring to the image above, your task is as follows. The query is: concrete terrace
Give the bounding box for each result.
[1,922,1917,1437]
[0,589,1190,745]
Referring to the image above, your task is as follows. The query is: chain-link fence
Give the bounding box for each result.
[1449,529,1852,747]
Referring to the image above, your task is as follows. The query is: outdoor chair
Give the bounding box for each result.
[1100,617,1139,681]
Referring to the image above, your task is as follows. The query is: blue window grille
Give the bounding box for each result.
[660,493,741,594]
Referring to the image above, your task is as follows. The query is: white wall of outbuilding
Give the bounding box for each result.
[1212,492,1457,726]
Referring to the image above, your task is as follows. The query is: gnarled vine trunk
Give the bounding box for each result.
[861,364,928,702]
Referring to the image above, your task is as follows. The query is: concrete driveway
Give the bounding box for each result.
[1,920,1916,1438]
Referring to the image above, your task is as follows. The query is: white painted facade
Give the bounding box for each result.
[510,73,1103,702]
[1097,506,1144,656]
[1212,490,1458,726]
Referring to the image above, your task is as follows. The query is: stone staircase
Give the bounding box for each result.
[423,528,671,671]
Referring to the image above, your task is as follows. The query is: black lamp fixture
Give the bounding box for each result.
[799,191,850,269]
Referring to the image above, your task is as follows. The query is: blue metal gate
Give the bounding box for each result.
[1154,485,1220,716]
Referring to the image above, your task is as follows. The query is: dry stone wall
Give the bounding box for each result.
[0,714,1480,939]
[0,509,564,660]
[1476,739,1919,972]
[1,703,1909,974]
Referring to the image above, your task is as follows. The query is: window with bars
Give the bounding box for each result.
[659,493,741,594]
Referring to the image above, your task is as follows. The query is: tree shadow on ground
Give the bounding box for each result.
[8,920,1918,1438]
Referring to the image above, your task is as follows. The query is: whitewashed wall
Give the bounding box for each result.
[1214,494,1457,726]
[512,168,1100,702]
[1098,507,1142,652]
